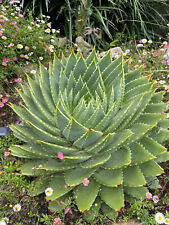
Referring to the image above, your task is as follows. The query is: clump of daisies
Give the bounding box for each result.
[0,0,64,86]
[155,212,169,224]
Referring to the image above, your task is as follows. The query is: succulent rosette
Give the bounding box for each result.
[9,50,169,219]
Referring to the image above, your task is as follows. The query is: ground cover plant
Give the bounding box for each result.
[0,0,68,91]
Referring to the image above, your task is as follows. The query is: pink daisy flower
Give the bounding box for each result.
[146,192,152,199]
[2,98,8,103]
[82,178,90,186]
[153,196,159,203]
[57,152,64,160]
[2,62,7,66]
[13,56,18,61]
[0,102,4,107]
[14,78,22,82]
[0,95,3,98]
[164,44,169,49]
[4,151,11,157]
[153,52,158,57]
[164,85,169,92]
[6,94,10,97]
[134,65,139,69]
[53,217,61,225]
[20,54,25,58]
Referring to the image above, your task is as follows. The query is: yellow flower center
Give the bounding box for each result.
[16,206,19,210]
[158,216,162,220]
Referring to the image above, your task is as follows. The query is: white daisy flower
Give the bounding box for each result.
[163,41,168,45]
[1,218,9,223]
[165,218,169,224]
[45,187,53,196]
[30,70,37,74]
[148,40,152,44]
[27,25,32,30]
[142,39,147,43]
[2,36,7,40]
[137,44,143,47]
[155,213,165,224]
[0,220,7,225]
[39,57,43,60]
[13,204,21,212]
[17,44,23,49]
[45,28,50,33]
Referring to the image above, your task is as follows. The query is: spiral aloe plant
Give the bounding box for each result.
[10,49,169,220]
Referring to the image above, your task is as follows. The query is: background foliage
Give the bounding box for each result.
[21,0,169,47]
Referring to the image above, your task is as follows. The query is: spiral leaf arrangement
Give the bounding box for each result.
[10,50,169,219]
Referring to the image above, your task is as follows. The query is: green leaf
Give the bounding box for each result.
[19,160,47,176]
[39,64,56,113]
[144,103,167,113]
[139,136,167,156]
[64,51,77,77]
[94,168,122,187]
[100,186,124,211]
[126,123,153,144]
[75,179,100,212]
[123,166,146,187]
[101,56,122,81]
[125,68,142,84]
[139,160,164,176]
[63,117,88,142]
[101,203,118,220]
[98,51,112,72]
[103,148,131,169]
[48,194,71,212]
[55,106,70,131]
[64,167,97,186]
[46,174,73,200]
[148,127,169,144]
[30,175,51,196]
[154,152,169,163]
[150,91,164,103]
[39,159,80,171]
[136,113,164,125]
[124,186,148,200]
[125,77,149,93]
[73,128,103,149]
[158,119,169,129]
[146,176,160,189]
[73,55,87,80]
[81,152,111,168]
[99,129,133,153]
[129,142,155,165]
[86,48,98,66]
[83,198,101,222]
[124,83,152,101]
[83,59,97,83]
